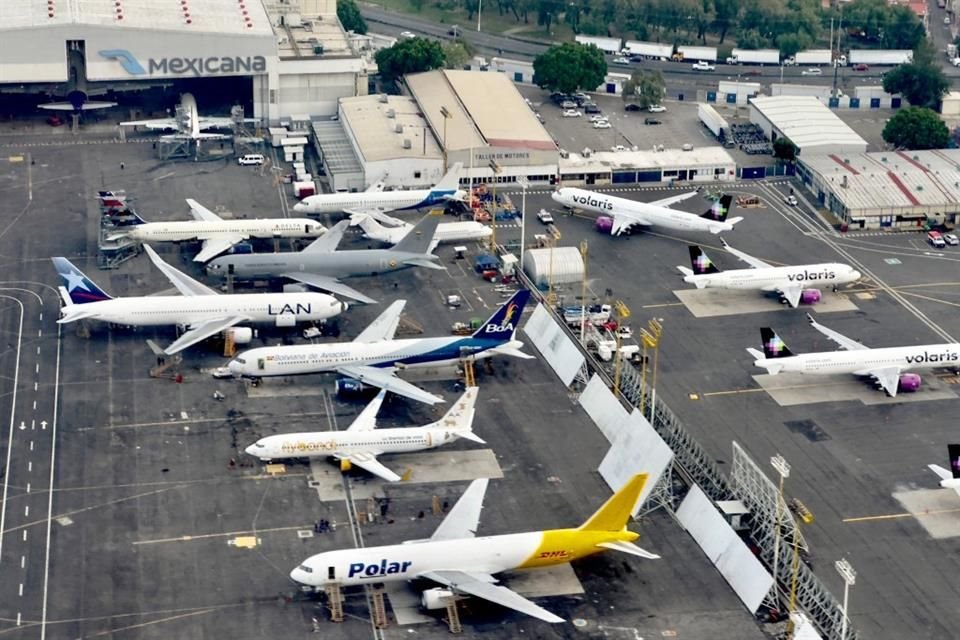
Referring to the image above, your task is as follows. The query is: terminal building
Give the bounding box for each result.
[0,0,373,123]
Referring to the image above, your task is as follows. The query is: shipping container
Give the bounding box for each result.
[794,49,833,66]
[677,45,718,62]
[729,48,780,65]
[847,49,913,65]
[575,35,622,55]
[697,103,730,139]
[522,247,585,287]
[622,41,674,60]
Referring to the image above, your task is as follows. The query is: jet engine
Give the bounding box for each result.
[421,588,456,610]
[224,327,254,344]
[898,373,922,392]
[800,289,822,305]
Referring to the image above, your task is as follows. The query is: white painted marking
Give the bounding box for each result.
[29,441,33,452]
[40,319,64,640]
[28,461,31,472]
[32,400,36,410]
[30,419,34,430]
[40,421,46,430]
[26,483,30,493]
[23,530,27,541]
[16,612,20,626]
[38,313,42,322]
[19,583,23,596]
[21,555,25,568]
[34,363,38,374]
[24,506,28,517]
[33,382,37,391]
[37,329,41,337]
[36,346,40,355]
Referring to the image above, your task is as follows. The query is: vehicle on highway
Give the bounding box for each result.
[945,233,960,246]
[692,61,715,71]
[593,120,612,129]
[785,195,798,206]
[801,68,822,76]
[644,117,662,125]
[400,31,416,38]
[852,63,869,71]
[589,114,607,122]
[562,109,582,118]
[613,57,630,64]
[741,70,762,76]
[447,25,460,36]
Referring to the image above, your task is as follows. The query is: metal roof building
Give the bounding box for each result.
[748,96,869,156]
[559,147,737,186]
[799,149,960,229]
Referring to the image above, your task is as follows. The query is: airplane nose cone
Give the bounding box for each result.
[290,566,309,585]
[850,270,862,282]
[293,202,308,213]
[227,360,243,375]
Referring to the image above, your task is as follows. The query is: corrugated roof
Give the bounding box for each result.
[0,0,272,35]
[750,96,868,152]
[339,94,442,163]
[560,146,736,172]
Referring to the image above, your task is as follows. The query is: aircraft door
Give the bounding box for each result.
[328,566,335,580]
[257,358,265,371]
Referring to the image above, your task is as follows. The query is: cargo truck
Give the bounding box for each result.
[784,49,833,66]
[847,49,912,66]
[698,103,730,139]
[677,45,718,62]
[727,48,781,65]
[562,304,612,327]
[622,41,673,60]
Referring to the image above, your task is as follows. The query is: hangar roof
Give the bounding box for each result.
[340,94,443,163]
[749,96,868,152]
[0,0,272,35]
[803,149,960,211]
[560,146,736,173]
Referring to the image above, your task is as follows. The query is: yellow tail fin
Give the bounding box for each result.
[578,473,648,531]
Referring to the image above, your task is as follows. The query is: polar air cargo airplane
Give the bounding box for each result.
[747,313,960,396]
[552,187,741,236]
[929,444,960,496]
[290,473,659,623]
[53,246,345,355]
[246,387,483,481]
[120,93,256,141]
[293,163,466,219]
[677,240,861,307]
[349,212,491,248]
[228,290,533,405]
[108,199,325,263]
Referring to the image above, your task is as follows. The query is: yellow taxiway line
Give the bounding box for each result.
[843,507,960,523]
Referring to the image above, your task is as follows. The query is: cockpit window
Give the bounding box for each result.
[235,358,246,365]
[298,564,313,573]
[255,443,265,448]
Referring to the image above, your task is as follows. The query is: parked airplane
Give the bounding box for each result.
[53,246,345,355]
[246,387,482,481]
[747,314,960,396]
[107,199,325,263]
[677,240,861,307]
[293,163,466,218]
[119,93,254,141]
[551,187,741,236]
[349,212,491,248]
[290,473,658,623]
[206,213,444,304]
[227,290,533,405]
[929,445,960,496]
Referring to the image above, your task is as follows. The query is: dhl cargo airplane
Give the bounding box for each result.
[290,473,658,623]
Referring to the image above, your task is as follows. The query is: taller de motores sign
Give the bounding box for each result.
[99,49,267,76]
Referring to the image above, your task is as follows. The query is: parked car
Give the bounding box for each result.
[560,100,577,109]
[583,103,601,114]
[399,30,416,38]
[613,56,631,64]
[648,104,666,112]
[692,61,715,71]
[929,230,947,248]
[593,121,612,129]
[945,233,960,246]
[589,114,607,122]
[785,195,798,206]
[801,68,822,76]
[741,70,762,76]
[644,117,662,125]
[537,209,555,224]
[562,109,582,118]
[625,103,642,111]
[852,63,869,71]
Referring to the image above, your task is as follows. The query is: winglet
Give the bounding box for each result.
[578,473,648,532]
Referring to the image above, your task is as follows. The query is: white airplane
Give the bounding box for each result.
[293,163,467,219]
[747,314,960,396]
[551,188,741,236]
[929,445,960,495]
[349,212,491,249]
[108,199,326,262]
[120,93,254,141]
[228,290,533,405]
[290,473,658,623]
[677,240,862,307]
[52,246,345,355]
[245,387,483,481]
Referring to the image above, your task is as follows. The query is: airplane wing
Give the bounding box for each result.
[344,207,407,227]
[337,450,401,482]
[855,366,901,397]
[119,117,178,130]
[336,365,444,405]
[185,199,224,223]
[194,236,246,263]
[778,285,803,309]
[302,220,349,253]
[43,100,118,111]
[164,315,248,355]
[648,191,700,209]
[806,313,868,351]
[419,570,564,624]
[196,117,237,131]
[143,244,218,296]
[612,213,651,236]
[281,272,377,304]
[430,478,488,540]
[353,300,406,342]
[720,238,772,269]
[346,390,387,432]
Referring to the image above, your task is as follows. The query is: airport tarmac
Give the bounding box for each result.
[0,138,768,640]
[515,182,960,639]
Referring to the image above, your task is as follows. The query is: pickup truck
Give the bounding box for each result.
[563,304,612,326]
[692,61,715,71]
[537,209,555,224]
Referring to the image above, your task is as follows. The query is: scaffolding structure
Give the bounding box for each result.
[97,190,142,270]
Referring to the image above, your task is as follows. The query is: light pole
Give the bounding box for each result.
[488,160,501,252]
[579,240,588,345]
[836,558,856,640]
[647,318,662,422]
[439,106,451,173]
[517,176,529,273]
[477,0,482,31]
[770,454,791,597]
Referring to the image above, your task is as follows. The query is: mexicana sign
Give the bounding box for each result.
[99,49,267,77]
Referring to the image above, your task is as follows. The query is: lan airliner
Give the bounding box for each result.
[748,313,960,396]
[551,187,741,236]
[228,290,533,405]
[677,240,861,307]
[246,387,483,481]
[290,473,658,623]
[53,246,345,355]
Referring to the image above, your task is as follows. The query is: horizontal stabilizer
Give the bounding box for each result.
[596,540,661,560]
[488,344,535,360]
[677,266,694,277]
[402,257,445,270]
[929,464,952,481]
[457,430,486,444]
[746,347,764,361]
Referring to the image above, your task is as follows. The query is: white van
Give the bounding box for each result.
[238,154,265,166]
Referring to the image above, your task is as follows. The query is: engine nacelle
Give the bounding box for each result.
[421,588,455,610]
[335,377,371,397]
[224,327,254,344]
[595,216,614,233]
[800,289,822,305]
[339,458,353,472]
[898,373,922,392]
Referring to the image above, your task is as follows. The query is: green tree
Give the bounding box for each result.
[533,42,607,94]
[375,37,445,85]
[622,70,666,109]
[443,40,473,69]
[773,137,798,162]
[777,33,812,59]
[712,0,740,43]
[882,107,950,150]
[883,42,949,109]
[337,0,367,34]
[882,5,924,49]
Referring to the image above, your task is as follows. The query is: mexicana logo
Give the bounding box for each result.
[99,49,147,75]
[99,49,267,77]
[904,351,959,364]
[786,270,836,282]
[571,194,613,210]
[348,559,412,579]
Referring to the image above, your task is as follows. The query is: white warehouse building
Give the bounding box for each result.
[749,96,869,156]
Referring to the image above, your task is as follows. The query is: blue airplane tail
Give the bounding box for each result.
[473,289,531,340]
[51,257,113,304]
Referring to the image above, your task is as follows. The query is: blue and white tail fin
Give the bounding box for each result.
[432,162,464,193]
[473,289,531,341]
[51,257,113,305]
